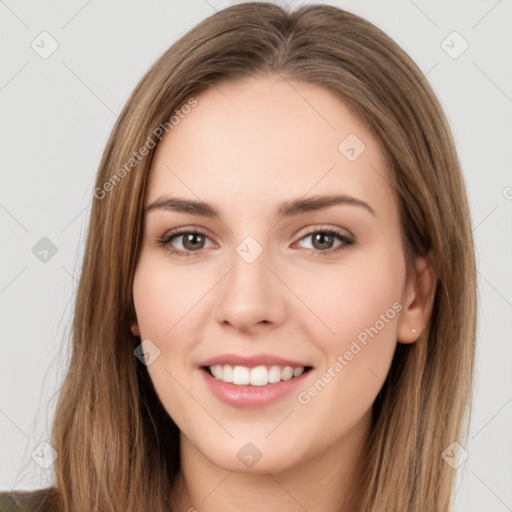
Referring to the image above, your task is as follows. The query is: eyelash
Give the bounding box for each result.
[155,226,355,258]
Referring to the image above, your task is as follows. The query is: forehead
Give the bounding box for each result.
[146,75,395,219]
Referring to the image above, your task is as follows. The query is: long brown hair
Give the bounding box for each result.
[43,3,477,510]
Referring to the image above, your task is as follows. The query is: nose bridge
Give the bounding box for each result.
[228,233,271,301]
[214,232,282,330]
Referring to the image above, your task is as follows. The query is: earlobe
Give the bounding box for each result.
[131,322,140,337]
[397,251,436,344]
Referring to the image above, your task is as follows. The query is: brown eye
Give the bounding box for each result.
[295,228,355,255]
[156,228,214,257]
[180,232,206,251]
[311,232,335,250]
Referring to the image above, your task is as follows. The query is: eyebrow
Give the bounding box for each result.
[146,194,377,219]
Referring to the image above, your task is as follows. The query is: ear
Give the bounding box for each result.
[131,320,140,337]
[397,250,436,344]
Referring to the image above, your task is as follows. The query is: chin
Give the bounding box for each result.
[213,453,297,475]
[197,436,306,475]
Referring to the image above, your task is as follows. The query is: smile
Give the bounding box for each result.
[200,365,313,408]
[205,364,312,386]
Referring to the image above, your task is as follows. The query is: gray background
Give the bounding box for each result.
[1,1,511,510]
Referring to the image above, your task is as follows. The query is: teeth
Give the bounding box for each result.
[268,366,281,384]
[208,364,307,386]
[232,365,250,385]
[211,365,223,380]
[250,366,267,386]
[293,367,304,377]
[222,364,233,383]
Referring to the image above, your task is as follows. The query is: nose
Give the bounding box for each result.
[214,240,286,334]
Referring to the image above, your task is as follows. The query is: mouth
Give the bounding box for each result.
[197,353,315,408]
[199,363,314,409]
[201,364,314,386]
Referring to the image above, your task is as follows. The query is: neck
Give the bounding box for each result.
[172,410,371,512]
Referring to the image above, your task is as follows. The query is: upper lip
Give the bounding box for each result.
[199,353,313,369]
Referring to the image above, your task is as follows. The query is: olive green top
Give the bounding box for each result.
[0,489,58,511]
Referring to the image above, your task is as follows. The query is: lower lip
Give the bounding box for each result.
[200,368,312,408]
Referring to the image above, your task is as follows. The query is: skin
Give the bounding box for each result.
[131,75,434,511]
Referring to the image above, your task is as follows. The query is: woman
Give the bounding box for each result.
[1,2,477,511]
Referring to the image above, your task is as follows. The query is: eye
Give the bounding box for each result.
[293,227,355,255]
[155,227,214,258]
[155,226,355,257]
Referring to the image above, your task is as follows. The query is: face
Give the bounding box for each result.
[131,75,430,474]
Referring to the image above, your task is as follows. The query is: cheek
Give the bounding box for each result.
[290,257,404,441]
[132,255,204,339]
[293,250,405,350]
[132,256,200,424]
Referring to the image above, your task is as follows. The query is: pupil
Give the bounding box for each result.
[314,233,332,250]
[185,233,203,250]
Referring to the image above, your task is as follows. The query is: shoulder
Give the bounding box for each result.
[0,487,60,512]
